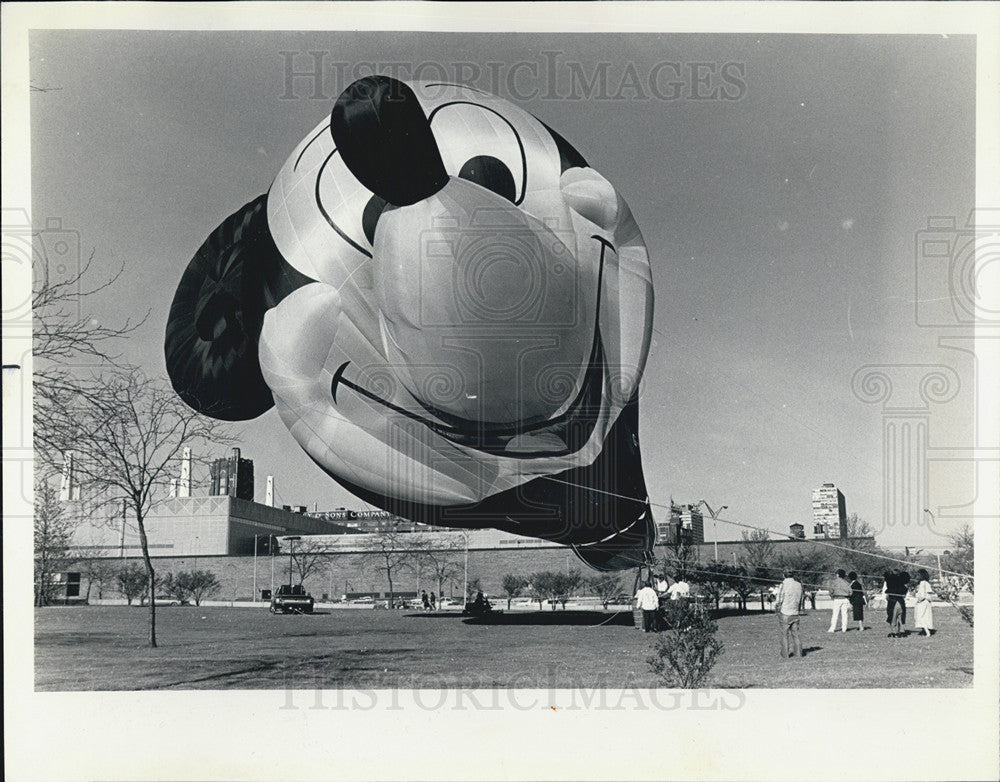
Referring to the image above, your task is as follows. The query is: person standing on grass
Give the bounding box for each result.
[884,569,910,637]
[421,590,430,610]
[828,569,852,632]
[774,570,804,659]
[848,571,867,631]
[635,580,660,632]
[914,569,935,637]
[429,591,437,611]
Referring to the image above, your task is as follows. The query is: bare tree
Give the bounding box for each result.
[34,480,76,606]
[37,367,231,647]
[417,538,464,606]
[357,524,420,609]
[32,253,146,471]
[289,539,329,588]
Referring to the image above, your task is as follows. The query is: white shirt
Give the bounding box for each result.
[635,586,659,611]
[667,581,690,600]
[655,578,669,593]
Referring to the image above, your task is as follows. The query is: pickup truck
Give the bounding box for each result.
[269,584,315,614]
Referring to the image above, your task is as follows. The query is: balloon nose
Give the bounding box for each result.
[331,76,449,207]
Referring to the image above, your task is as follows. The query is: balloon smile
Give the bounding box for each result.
[330,234,615,458]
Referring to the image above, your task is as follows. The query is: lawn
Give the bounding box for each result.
[34,604,974,691]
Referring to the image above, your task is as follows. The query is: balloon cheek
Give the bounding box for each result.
[560,168,620,231]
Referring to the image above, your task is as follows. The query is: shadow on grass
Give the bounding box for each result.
[462,611,635,627]
[802,646,822,656]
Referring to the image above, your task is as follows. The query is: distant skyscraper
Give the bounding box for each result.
[210,447,254,501]
[811,483,847,538]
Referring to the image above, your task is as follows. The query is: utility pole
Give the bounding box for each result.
[463,535,469,601]
[286,536,301,587]
[252,535,259,602]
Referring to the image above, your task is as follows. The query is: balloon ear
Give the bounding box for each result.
[331,75,449,206]
[165,194,312,420]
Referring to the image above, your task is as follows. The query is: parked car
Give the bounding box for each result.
[269,584,315,614]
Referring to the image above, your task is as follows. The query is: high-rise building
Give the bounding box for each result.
[210,448,255,502]
[811,483,847,538]
[655,502,704,545]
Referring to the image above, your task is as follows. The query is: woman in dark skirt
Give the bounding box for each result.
[848,571,867,631]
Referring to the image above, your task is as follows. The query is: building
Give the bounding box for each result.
[210,448,254,501]
[307,508,427,533]
[66,495,357,558]
[655,502,704,545]
[789,523,806,539]
[811,483,847,539]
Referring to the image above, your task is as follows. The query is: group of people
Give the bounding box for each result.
[775,567,937,659]
[634,573,693,632]
[419,590,438,611]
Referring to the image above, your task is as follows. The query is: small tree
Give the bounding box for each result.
[693,561,734,612]
[117,563,147,606]
[739,528,776,573]
[528,571,559,610]
[186,570,221,606]
[465,577,483,600]
[79,556,116,602]
[938,525,974,626]
[727,566,756,613]
[587,574,623,610]
[160,572,192,604]
[34,480,77,606]
[554,570,583,610]
[647,601,724,688]
[37,367,232,647]
[501,574,528,610]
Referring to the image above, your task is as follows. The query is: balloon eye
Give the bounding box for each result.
[362,194,388,245]
[458,155,516,202]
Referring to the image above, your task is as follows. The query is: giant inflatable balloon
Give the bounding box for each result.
[165,76,655,570]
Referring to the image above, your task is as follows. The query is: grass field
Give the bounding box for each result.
[34,604,974,691]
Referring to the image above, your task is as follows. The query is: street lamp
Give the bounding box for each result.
[285,536,301,587]
[697,500,729,562]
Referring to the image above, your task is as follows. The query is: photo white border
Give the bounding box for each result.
[3,3,998,780]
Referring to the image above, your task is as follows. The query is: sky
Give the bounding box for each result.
[28,30,978,549]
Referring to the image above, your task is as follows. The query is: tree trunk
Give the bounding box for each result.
[135,511,157,648]
[387,571,394,609]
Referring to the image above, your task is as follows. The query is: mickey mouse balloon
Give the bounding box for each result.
[165,76,655,571]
